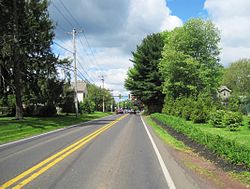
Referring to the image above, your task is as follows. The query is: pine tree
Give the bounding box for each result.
[125,33,165,113]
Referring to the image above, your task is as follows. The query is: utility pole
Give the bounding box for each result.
[101,75,105,112]
[67,28,82,118]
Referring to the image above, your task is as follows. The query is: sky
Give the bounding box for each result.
[48,0,250,100]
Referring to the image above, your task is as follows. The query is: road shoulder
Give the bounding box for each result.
[143,115,248,189]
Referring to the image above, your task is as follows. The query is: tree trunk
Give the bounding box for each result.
[14,61,23,119]
[13,0,23,119]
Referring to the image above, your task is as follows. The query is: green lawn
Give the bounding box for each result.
[194,116,250,147]
[0,112,112,145]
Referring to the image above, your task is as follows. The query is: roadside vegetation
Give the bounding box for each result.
[151,113,250,169]
[125,17,250,182]
[146,115,250,186]
[0,112,112,145]
[145,116,189,151]
[0,0,115,119]
[0,0,118,145]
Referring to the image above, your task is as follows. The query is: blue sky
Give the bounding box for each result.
[167,0,207,22]
[49,0,250,98]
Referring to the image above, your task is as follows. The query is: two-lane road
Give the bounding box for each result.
[0,114,204,189]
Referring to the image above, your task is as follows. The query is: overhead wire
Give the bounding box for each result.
[55,0,102,71]
[54,41,93,84]
[53,41,73,54]
[51,0,97,84]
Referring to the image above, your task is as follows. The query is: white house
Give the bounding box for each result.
[218,86,231,100]
[71,81,88,102]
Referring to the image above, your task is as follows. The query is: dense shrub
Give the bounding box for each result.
[223,111,243,131]
[179,97,194,121]
[24,105,36,116]
[209,110,227,128]
[190,96,211,123]
[209,110,243,131]
[80,98,95,114]
[60,90,75,114]
[151,113,250,169]
[38,105,57,117]
[163,95,215,123]
[162,97,174,115]
[228,95,240,112]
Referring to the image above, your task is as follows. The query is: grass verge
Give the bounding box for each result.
[145,116,189,151]
[151,113,250,170]
[147,114,250,186]
[0,112,112,145]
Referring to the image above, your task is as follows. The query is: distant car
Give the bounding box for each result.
[116,109,124,114]
[129,109,136,114]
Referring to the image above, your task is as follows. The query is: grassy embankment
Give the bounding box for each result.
[0,112,112,145]
[147,113,250,185]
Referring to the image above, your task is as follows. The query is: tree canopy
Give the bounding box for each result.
[222,58,250,96]
[0,0,71,118]
[159,18,223,99]
[124,33,165,113]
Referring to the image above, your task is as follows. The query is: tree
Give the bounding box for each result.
[160,18,223,99]
[0,0,70,118]
[0,0,25,119]
[124,33,165,113]
[87,84,114,112]
[222,59,250,96]
[59,83,75,114]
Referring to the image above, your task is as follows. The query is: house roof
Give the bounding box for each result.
[71,81,87,92]
[218,86,231,93]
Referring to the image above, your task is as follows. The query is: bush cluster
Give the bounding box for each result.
[209,110,243,131]
[209,110,226,128]
[163,95,212,124]
[151,113,250,169]
[24,105,57,117]
[79,98,95,114]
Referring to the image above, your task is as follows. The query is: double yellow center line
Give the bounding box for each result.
[0,114,128,189]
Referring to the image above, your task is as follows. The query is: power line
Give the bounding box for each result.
[54,0,102,71]
[51,1,74,28]
[51,1,99,85]
[57,0,82,27]
[54,41,95,84]
[53,41,73,53]
[77,58,95,83]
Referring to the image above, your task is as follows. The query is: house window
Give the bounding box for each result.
[83,93,85,98]
[224,91,226,96]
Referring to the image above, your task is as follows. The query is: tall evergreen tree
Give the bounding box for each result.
[125,33,165,113]
[0,0,70,118]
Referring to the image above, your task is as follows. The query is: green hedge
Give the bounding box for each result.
[209,110,243,131]
[151,113,250,169]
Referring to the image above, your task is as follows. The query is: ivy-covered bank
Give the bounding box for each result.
[151,113,250,170]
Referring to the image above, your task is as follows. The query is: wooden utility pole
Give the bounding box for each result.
[73,28,79,118]
[67,28,82,118]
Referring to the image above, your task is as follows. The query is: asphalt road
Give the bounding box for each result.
[0,114,205,189]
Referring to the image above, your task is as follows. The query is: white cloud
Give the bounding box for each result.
[204,0,250,66]
[50,0,182,96]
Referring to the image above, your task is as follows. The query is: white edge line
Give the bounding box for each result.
[0,114,114,148]
[140,116,176,189]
